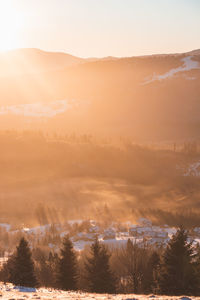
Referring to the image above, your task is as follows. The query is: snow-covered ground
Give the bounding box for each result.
[0,283,197,300]
[143,56,200,84]
[184,161,200,177]
[0,99,75,117]
[177,160,200,177]
[0,223,11,231]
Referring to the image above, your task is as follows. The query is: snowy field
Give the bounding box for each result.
[0,284,197,300]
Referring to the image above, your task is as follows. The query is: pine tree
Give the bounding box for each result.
[158,227,198,295]
[85,238,115,293]
[9,237,38,287]
[0,254,15,284]
[57,235,78,291]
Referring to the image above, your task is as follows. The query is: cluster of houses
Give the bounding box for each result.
[70,218,175,250]
[128,218,170,245]
[2,218,200,252]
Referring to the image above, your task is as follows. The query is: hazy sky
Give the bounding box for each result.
[0,0,200,57]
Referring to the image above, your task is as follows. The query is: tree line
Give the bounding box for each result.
[1,227,200,295]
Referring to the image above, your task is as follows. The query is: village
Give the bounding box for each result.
[1,218,200,255]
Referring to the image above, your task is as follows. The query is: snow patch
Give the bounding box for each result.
[22,224,51,235]
[143,56,200,84]
[13,286,37,292]
[0,283,197,299]
[184,161,200,177]
[0,99,74,118]
[0,223,11,231]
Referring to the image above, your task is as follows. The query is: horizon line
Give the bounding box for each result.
[0,47,199,60]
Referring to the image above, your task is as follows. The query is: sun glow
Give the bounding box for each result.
[0,2,23,52]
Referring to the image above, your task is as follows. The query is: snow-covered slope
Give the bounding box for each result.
[143,56,200,84]
[0,283,197,299]
[0,99,73,118]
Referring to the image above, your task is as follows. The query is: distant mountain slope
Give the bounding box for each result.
[0,48,85,77]
[0,48,200,140]
[186,49,200,56]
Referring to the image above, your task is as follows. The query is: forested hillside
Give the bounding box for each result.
[0,130,200,226]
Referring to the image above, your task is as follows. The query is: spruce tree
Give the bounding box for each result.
[85,238,115,293]
[158,227,198,295]
[57,235,78,290]
[0,254,15,284]
[9,237,38,287]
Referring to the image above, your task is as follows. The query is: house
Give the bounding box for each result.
[103,228,116,240]
[73,232,95,242]
[155,231,168,238]
[148,237,168,245]
[129,226,138,237]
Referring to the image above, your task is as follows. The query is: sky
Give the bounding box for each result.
[0,0,199,57]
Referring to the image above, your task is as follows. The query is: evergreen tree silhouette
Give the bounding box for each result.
[85,238,115,293]
[9,237,38,287]
[158,227,198,295]
[57,235,78,290]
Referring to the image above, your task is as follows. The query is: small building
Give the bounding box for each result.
[74,232,95,241]
[129,226,138,237]
[103,228,116,240]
